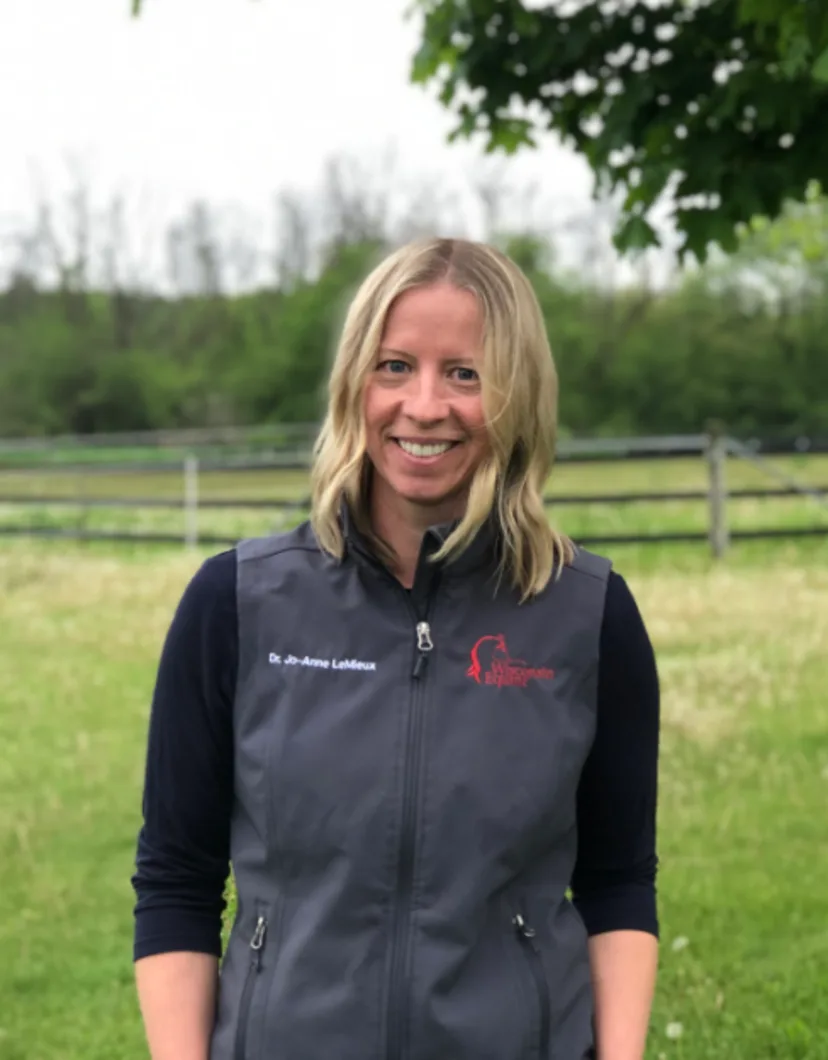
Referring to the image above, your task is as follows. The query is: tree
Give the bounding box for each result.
[410,0,828,261]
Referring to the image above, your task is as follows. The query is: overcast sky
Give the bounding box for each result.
[0,0,674,287]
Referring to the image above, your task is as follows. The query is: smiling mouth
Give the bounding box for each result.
[394,439,459,458]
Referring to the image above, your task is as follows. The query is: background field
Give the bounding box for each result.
[2,451,827,545]
[1,527,826,1060]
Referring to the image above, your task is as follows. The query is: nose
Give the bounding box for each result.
[401,367,449,425]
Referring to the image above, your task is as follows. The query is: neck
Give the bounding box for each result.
[369,480,463,589]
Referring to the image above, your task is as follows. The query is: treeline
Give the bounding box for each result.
[1,174,827,439]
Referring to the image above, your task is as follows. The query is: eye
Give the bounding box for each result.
[451,365,479,383]
[376,358,410,374]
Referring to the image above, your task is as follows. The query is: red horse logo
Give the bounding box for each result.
[467,634,554,689]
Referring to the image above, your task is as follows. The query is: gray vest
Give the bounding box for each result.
[210,519,610,1060]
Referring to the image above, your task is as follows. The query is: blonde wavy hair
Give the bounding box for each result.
[309,237,575,600]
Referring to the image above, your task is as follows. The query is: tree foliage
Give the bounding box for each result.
[2,192,828,439]
[411,0,828,260]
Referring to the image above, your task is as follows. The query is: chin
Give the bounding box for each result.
[396,481,469,511]
[404,493,454,509]
[371,461,473,513]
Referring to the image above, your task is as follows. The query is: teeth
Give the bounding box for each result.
[398,440,454,458]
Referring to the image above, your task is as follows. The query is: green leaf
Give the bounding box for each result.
[131,0,142,15]
[411,37,459,83]
[812,46,828,82]
[715,222,741,255]
[679,213,714,263]
[489,118,535,154]
[614,215,658,254]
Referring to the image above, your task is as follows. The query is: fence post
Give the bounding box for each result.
[184,454,199,548]
[705,421,728,558]
[76,465,88,535]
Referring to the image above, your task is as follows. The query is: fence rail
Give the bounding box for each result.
[1,430,826,554]
[2,524,826,549]
[1,485,827,510]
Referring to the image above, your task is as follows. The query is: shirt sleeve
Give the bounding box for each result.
[570,570,660,938]
[131,549,238,961]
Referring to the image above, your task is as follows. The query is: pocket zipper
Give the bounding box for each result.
[513,912,551,1059]
[234,914,268,1060]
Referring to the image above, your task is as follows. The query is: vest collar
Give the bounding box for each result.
[339,499,499,581]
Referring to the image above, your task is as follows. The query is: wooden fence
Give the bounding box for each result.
[0,428,826,553]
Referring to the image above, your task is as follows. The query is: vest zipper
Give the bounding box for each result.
[412,621,433,679]
[234,913,267,1060]
[513,912,551,1059]
[386,595,435,1059]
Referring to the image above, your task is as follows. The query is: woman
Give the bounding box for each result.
[132,237,660,1060]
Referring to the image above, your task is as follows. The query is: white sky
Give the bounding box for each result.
[0,0,675,288]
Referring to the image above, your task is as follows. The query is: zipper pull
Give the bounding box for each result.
[413,621,434,679]
[417,622,434,652]
[513,912,537,941]
[249,914,267,971]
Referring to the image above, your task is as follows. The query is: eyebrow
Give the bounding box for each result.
[379,347,477,363]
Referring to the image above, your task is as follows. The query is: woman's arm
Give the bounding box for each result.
[571,571,661,1060]
[131,550,238,1058]
[588,930,659,1060]
[136,953,219,1060]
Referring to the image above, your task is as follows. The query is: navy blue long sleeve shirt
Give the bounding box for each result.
[132,551,660,961]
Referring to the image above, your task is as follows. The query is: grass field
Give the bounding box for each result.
[1,532,826,1060]
[1,453,827,544]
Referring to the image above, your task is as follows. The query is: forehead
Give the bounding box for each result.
[381,284,483,350]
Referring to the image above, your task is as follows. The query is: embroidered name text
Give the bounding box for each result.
[269,652,377,672]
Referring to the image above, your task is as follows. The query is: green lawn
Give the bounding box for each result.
[0,535,826,1058]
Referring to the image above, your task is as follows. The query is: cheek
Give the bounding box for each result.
[469,432,491,466]
[469,421,491,465]
[362,386,387,434]
[463,400,489,447]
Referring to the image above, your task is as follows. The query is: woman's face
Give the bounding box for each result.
[363,283,490,522]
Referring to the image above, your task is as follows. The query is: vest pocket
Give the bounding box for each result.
[233,906,269,1060]
[512,911,551,1058]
